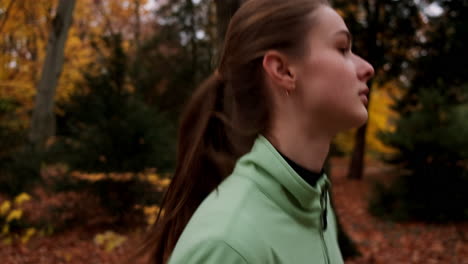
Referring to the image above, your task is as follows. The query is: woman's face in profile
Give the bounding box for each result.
[294,6,375,133]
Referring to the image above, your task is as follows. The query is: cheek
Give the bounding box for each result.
[296,54,367,129]
[299,54,354,107]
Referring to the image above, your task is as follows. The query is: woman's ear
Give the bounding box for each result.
[262,51,297,92]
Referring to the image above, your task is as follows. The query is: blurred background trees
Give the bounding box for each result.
[331,0,468,222]
[0,0,467,259]
[373,0,468,222]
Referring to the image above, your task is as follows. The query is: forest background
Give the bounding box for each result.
[0,0,467,263]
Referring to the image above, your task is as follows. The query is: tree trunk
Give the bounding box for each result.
[134,0,141,55]
[28,0,76,151]
[347,0,380,180]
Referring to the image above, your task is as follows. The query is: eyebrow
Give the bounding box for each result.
[334,30,353,44]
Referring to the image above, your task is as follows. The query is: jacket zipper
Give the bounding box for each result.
[319,183,330,264]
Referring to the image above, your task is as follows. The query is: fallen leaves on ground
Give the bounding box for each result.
[0,157,466,263]
[330,157,468,264]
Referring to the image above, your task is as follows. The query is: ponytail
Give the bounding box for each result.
[133,71,242,264]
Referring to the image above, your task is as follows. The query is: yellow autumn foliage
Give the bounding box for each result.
[143,205,161,226]
[2,224,9,235]
[145,173,171,190]
[93,230,127,252]
[333,82,401,157]
[0,201,11,216]
[0,0,153,127]
[366,82,400,155]
[20,228,36,244]
[6,209,22,223]
[0,193,46,245]
[71,170,172,191]
[14,193,31,206]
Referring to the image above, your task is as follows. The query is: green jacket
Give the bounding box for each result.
[168,135,344,264]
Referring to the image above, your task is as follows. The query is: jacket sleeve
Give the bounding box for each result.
[168,239,248,264]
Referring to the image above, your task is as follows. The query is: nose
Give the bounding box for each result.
[356,55,375,83]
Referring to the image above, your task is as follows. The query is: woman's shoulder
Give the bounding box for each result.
[170,174,273,263]
[168,237,249,264]
[182,173,272,242]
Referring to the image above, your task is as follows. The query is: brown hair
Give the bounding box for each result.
[134,0,329,263]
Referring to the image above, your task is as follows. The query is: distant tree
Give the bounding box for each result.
[130,0,217,121]
[214,0,242,46]
[28,0,76,151]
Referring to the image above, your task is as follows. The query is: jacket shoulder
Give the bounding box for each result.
[168,238,248,264]
[170,175,272,263]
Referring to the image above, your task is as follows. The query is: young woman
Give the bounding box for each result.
[138,0,374,263]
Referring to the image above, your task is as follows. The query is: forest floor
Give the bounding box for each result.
[0,157,467,264]
[331,158,468,264]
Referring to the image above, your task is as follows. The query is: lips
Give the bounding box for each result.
[360,94,368,105]
[359,88,369,96]
[359,88,369,106]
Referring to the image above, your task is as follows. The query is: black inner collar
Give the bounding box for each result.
[278,151,324,187]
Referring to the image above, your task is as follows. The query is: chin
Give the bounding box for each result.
[354,109,369,127]
[343,109,368,130]
[320,105,368,133]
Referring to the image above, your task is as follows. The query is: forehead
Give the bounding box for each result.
[310,6,349,40]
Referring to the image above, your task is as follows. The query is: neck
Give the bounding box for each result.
[265,121,332,173]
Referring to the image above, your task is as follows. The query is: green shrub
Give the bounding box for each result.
[372,89,468,222]
[0,98,43,196]
[47,34,174,222]
[0,150,44,196]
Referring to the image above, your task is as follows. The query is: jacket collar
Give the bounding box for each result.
[233,135,330,224]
